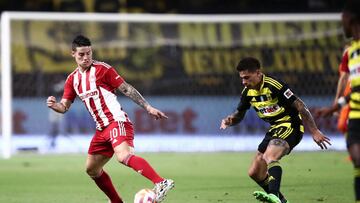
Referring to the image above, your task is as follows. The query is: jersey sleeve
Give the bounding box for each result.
[266,77,297,106]
[277,82,297,106]
[62,75,76,102]
[236,88,251,112]
[103,67,125,89]
[339,49,349,73]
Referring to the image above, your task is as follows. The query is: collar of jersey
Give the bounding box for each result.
[258,74,265,91]
[77,65,92,74]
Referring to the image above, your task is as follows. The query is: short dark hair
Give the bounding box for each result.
[72,35,91,51]
[236,57,261,72]
[343,0,360,22]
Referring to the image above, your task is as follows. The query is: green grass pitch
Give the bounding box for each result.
[0,151,353,203]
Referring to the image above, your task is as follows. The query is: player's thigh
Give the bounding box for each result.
[86,153,111,175]
[263,139,290,163]
[108,121,135,149]
[248,151,267,180]
[264,123,303,159]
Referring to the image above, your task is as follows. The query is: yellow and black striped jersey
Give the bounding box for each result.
[237,75,302,126]
[342,40,360,119]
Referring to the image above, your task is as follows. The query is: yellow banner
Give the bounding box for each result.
[11,20,344,80]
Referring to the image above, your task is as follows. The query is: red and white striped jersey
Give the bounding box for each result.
[62,60,130,130]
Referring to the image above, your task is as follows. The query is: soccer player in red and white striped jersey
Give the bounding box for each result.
[47,35,174,203]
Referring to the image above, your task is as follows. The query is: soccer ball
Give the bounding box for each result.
[134,188,156,203]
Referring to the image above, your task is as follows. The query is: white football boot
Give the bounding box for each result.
[153,179,175,202]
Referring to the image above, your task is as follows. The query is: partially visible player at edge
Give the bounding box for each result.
[220,57,331,203]
[334,45,351,135]
[46,35,174,203]
[316,44,351,158]
[315,1,360,202]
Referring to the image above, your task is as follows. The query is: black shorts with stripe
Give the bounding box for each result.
[258,122,303,154]
[347,119,360,148]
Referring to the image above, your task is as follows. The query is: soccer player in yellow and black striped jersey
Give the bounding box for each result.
[317,1,360,202]
[220,57,331,203]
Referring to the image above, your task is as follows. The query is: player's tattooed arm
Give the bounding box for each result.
[292,98,318,133]
[220,110,246,129]
[118,81,150,110]
[46,97,71,113]
[118,82,168,120]
[292,98,331,149]
[229,110,246,125]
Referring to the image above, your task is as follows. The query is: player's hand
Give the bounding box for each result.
[312,129,331,150]
[220,116,234,130]
[46,96,57,108]
[146,105,168,120]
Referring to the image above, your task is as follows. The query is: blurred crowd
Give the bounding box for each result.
[0,0,344,97]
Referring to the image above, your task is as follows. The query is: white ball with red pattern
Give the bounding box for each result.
[134,188,156,203]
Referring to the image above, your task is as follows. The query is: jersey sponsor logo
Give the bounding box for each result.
[258,104,281,115]
[284,88,293,99]
[79,89,99,100]
[350,65,360,77]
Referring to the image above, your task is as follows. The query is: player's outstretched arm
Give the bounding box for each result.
[118,82,168,120]
[315,72,349,117]
[333,71,349,105]
[292,98,331,149]
[220,110,245,130]
[46,96,71,114]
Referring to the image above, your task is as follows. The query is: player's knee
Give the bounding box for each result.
[248,168,259,180]
[262,154,278,164]
[116,150,132,164]
[86,167,101,178]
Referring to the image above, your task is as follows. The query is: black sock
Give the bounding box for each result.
[268,161,282,197]
[355,168,360,201]
[256,174,286,201]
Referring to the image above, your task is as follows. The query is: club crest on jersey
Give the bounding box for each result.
[79,89,99,100]
[74,82,79,90]
[284,89,293,99]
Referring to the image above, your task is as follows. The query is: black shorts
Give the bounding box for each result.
[346,119,360,148]
[258,122,303,154]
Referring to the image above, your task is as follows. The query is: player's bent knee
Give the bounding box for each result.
[86,167,102,178]
[116,150,133,165]
[248,168,265,181]
[248,169,258,179]
[262,154,278,164]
